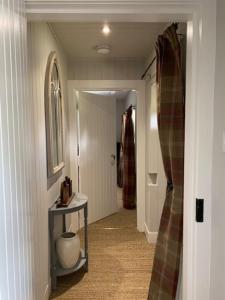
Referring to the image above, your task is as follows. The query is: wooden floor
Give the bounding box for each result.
[50,209,155,300]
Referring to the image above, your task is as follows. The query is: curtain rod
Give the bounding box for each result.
[141,56,156,80]
[141,23,185,80]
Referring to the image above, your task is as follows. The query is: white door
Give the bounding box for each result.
[78,92,117,224]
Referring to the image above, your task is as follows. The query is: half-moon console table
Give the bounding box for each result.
[49,193,88,290]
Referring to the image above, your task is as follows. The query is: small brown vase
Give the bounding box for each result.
[62,182,70,204]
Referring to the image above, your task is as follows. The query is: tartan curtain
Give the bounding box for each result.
[118,113,126,188]
[148,24,185,299]
[122,106,136,209]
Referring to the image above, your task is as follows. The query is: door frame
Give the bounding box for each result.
[26,1,216,299]
[68,80,146,232]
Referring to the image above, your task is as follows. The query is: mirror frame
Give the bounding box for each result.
[45,51,64,177]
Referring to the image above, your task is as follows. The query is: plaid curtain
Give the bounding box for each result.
[148,24,185,299]
[122,106,136,209]
[118,114,126,187]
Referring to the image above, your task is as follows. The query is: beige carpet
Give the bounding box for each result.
[50,209,155,300]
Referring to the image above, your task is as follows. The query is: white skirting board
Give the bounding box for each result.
[44,278,51,300]
[144,223,158,244]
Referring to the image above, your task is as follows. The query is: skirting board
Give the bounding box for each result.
[144,223,158,244]
[45,277,51,300]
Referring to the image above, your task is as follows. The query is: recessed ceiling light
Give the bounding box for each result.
[102,24,111,35]
[83,90,117,96]
[95,45,111,54]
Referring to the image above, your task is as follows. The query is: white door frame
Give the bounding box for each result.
[26,1,216,300]
[68,80,146,232]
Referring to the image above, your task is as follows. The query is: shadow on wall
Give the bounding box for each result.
[47,170,63,190]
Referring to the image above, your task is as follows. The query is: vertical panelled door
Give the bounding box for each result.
[78,92,117,224]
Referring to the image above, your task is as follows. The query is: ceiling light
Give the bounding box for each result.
[84,90,117,96]
[95,45,111,54]
[102,24,111,35]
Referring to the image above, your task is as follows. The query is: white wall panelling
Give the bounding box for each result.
[116,98,126,143]
[124,90,137,109]
[68,58,144,80]
[68,89,81,232]
[28,22,70,299]
[0,0,36,299]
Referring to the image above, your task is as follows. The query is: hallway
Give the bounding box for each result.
[51,209,155,299]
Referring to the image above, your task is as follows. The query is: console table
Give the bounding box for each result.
[49,193,88,290]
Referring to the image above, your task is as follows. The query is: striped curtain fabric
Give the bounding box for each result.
[122,106,136,209]
[118,114,126,188]
[148,24,185,299]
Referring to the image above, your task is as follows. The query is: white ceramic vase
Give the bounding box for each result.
[56,232,80,269]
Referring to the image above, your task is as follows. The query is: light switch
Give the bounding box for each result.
[223,132,225,152]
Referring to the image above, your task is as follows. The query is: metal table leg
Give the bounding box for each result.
[84,204,88,272]
[49,213,57,289]
[62,214,66,232]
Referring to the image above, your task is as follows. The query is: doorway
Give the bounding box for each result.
[116,90,137,211]
[60,21,186,300]
[25,4,217,299]
[69,80,146,232]
[28,19,188,299]
[74,88,138,226]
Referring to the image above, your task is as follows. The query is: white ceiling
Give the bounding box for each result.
[49,22,168,61]
[83,90,130,99]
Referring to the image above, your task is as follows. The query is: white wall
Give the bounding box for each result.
[0,0,36,299]
[68,58,144,80]
[28,22,70,299]
[116,98,126,142]
[124,90,137,108]
[145,58,167,243]
[210,0,225,299]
